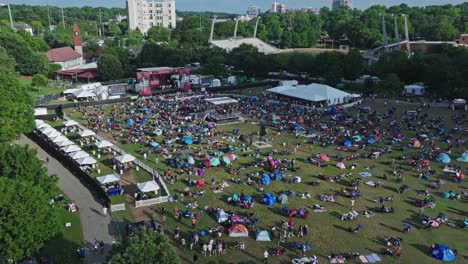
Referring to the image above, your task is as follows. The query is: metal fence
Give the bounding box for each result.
[34,93,63,106]
[40,97,133,110]
[135,196,169,208]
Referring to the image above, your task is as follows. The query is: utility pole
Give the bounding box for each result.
[404,14,411,57]
[61,8,65,28]
[209,15,216,43]
[48,8,51,31]
[381,13,389,53]
[8,3,14,30]
[99,9,103,37]
[393,14,400,44]
[253,17,260,39]
[233,18,238,38]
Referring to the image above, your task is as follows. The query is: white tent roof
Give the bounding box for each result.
[63,88,79,94]
[61,145,81,153]
[115,154,135,163]
[78,130,96,137]
[35,119,44,125]
[57,139,75,147]
[77,156,97,165]
[268,83,358,103]
[97,173,121,184]
[72,90,96,98]
[42,127,57,135]
[95,140,113,148]
[69,150,90,160]
[137,181,160,192]
[204,97,239,105]
[63,120,79,127]
[36,122,50,129]
[52,135,68,143]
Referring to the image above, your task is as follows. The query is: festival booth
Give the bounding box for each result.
[95,140,114,155]
[136,181,160,200]
[62,120,79,134]
[256,230,271,241]
[61,145,81,153]
[76,157,97,170]
[69,151,90,160]
[228,224,249,238]
[97,173,123,197]
[114,154,136,171]
[78,129,96,138]
[57,139,75,147]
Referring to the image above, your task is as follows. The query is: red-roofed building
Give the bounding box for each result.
[47,46,84,70]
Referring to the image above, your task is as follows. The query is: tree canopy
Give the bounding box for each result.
[107,228,178,264]
[0,69,34,142]
[98,54,123,81]
[147,26,171,43]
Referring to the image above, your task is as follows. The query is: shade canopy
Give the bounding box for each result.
[97,173,121,184]
[95,140,113,148]
[63,120,79,127]
[77,156,97,165]
[78,130,96,137]
[69,151,90,160]
[61,145,81,153]
[115,154,136,164]
[52,135,68,143]
[36,122,49,129]
[137,181,160,192]
[57,139,75,147]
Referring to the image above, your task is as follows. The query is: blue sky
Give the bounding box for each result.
[8,1,467,13]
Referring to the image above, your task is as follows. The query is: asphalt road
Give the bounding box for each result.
[17,135,114,263]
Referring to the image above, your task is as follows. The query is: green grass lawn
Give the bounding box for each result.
[18,77,64,98]
[40,188,83,264]
[62,101,467,264]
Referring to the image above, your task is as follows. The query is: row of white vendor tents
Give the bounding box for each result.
[35,119,160,195]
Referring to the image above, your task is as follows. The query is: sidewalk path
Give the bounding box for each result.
[17,135,114,264]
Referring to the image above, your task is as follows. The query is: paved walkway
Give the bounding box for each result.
[17,135,114,263]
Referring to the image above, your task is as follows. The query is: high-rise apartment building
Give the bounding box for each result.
[127,0,176,34]
[332,0,352,10]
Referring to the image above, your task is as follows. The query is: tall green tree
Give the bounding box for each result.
[147,26,171,43]
[0,69,34,142]
[0,47,17,74]
[343,50,365,80]
[0,144,55,193]
[107,228,178,264]
[97,54,123,81]
[0,177,59,262]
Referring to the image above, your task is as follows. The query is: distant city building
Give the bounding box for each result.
[247,5,261,17]
[127,0,176,34]
[332,0,352,10]
[271,2,286,14]
[301,7,320,14]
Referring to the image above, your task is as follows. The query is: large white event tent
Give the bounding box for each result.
[57,139,75,147]
[63,120,79,127]
[137,181,160,192]
[267,83,360,106]
[78,130,96,137]
[69,151,90,160]
[115,154,135,164]
[76,156,97,166]
[97,173,121,184]
[95,140,113,148]
[61,145,81,153]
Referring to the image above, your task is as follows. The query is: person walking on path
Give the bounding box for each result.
[191,217,197,229]
[351,198,355,208]
[264,249,269,263]
[102,206,108,216]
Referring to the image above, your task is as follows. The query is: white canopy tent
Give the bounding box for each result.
[39,125,52,132]
[268,83,359,105]
[115,154,135,164]
[42,127,57,135]
[137,181,160,192]
[69,151,90,160]
[63,120,79,127]
[52,135,68,143]
[61,145,81,153]
[78,130,96,137]
[96,173,121,184]
[72,90,96,99]
[76,156,97,165]
[95,140,113,148]
[204,97,239,105]
[35,119,44,126]
[57,139,75,147]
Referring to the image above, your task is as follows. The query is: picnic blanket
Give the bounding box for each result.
[365,253,382,263]
[366,181,376,187]
[359,172,372,177]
